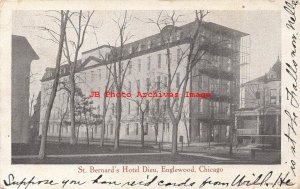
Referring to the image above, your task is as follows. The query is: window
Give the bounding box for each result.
[106,68,109,78]
[167,123,170,132]
[126,124,129,135]
[156,99,160,111]
[214,102,220,114]
[135,123,139,135]
[199,99,203,113]
[91,71,95,81]
[147,56,151,71]
[147,41,152,49]
[157,76,161,90]
[176,73,180,88]
[128,62,132,75]
[98,69,101,80]
[128,81,131,93]
[144,123,148,135]
[255,91,260,99]
[199,122,203,137]
[129,46,133,54]
[136,80,140,91]
[146,78,150,91]
[128,102,131,114]
[164,76,168,87]
[136,104,140,115]
[270,89,277,104]
[157,54,161,68]
[138,59,142,72]
[106,124,109,135]
[110,124,114,135]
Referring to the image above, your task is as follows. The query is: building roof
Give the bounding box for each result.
[243,56,281,85]
[42,20,249,82]
[82,21,248,55]
[12,35,39,60]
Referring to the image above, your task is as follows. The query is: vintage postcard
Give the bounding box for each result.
[0,0,299,188]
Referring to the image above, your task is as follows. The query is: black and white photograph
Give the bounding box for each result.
[11,10,282,165]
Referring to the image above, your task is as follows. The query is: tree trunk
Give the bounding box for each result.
[58,122,62,144]
[38,11,68,159]
[100,122,106,147]
[76,124,80,144]
[183,114,190,147]
[155,123,158,144]
[140,112,145,148]
[69,72,76,145]
[171,120,179,155]
[86,126,89,146]
[114,96,121,150]
[100,91,108,147]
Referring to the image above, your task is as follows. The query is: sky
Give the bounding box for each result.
[12,10,281,97]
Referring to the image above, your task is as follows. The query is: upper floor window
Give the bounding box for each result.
[128,81,131,93]
[91,71,95,81]
[138,59,142,72]
[128,102,131,114]
[147,56,151,71]
[135,123,139,135]
[157,54,161,68]
[98,69,101,80]
[138,43,142,51]
[144,123,148,135]
[129,46,133,54]
[136,80,140,91]
[270,89,277,104]
[128,62,132,75]
[146,78,150,91]
[157,76,161,90]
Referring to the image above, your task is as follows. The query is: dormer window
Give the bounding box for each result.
[147,41,152,49]
[129,46,133,54]
[157,39,161,46]
[169,36,173,43]
[105,53,109,60]
[138,43,142,51]
[176,32,180,40]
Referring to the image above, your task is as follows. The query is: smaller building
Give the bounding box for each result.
[235,57,281,148]
[12,35,39,143]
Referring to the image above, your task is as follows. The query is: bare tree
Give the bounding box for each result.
[38,10,69,159]
[182,110,190,146]
[90,25,115,147]
[110,11,134,151]
[144,10,209,155]
[63,10,95,145]
[56,95,70,144]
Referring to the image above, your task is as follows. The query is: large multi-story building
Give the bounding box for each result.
[40,21,249,145]
[235,57,281,148]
